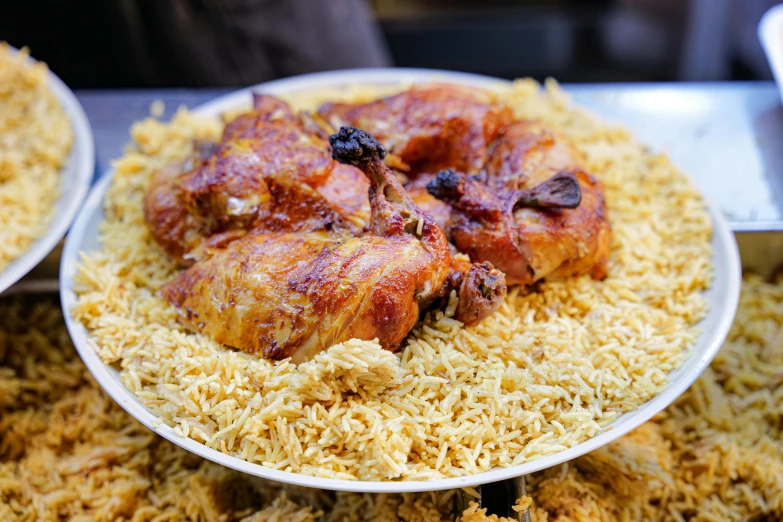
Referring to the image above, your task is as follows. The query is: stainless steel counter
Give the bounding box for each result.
[75,81,783,233]
[568,82,783,232]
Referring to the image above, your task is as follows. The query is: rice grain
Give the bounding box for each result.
[0,43,72,272]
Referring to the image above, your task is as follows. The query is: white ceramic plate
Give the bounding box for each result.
[0,46,94,295]
[759,4,783,105]
[60,69,741,493]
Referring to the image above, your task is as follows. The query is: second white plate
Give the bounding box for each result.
[0,47,94,295]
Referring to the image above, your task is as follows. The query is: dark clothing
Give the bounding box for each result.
[1,0,391,88]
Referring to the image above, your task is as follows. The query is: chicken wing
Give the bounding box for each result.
[318,84,512,175]
[144,94,370,263]
[428,122,611,286]
[161,127,452,363]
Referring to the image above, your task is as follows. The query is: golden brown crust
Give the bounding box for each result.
[163,127,452,363]
[162,232,437,362]
[147,86,612,363]
[427,122,611,286]
[404,173,452,231]
[143,95,369,263]
[320,91,611,287]
[319,84,512,175]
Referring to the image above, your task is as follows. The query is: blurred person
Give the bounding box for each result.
[0,0,391,87]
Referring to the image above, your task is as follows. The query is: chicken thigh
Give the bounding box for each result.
[161,127,453,363]
[319,88,611,287]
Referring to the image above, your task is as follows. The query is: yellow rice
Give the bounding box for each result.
[0,43,72,272]
[71,79,713,481]
[2,276,781,520]
[523,274,783,521]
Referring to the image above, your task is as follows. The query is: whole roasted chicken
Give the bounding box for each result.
[152,126,506,362]
[319,87,612,286]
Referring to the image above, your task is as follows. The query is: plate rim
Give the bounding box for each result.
[59,67,741,493]
[0,45,95,295]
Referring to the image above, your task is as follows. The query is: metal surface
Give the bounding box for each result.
[454,487,481,519]
[568,82,783,231]
[735,231,783,278]
[75,88,230,177]
[511,477,531,522]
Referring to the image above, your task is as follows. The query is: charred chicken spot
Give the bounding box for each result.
[515,171,582,210]
[426,169,465,203]
[264,339,280,359]
[329,126,386,166]
[195,140,218,161]
[454,261,507,326]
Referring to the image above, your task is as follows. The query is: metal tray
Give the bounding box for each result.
[569,83,783,233]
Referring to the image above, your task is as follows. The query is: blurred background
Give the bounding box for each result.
[0,0,777,88]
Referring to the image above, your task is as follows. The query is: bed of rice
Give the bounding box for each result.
[0,43,72,272]
[3,276,781,520]
[70,79,713,481]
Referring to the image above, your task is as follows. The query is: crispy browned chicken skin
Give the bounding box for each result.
[320,90,611,286]
[319,84,512,175]
[429,122,611,286]
[144,93,370,263]
[145,82,609,362]
[144,90,508,330]
[162,128,453,362]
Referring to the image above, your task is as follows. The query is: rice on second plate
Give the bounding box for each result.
[71,79,713,481]
[0,44,73,272]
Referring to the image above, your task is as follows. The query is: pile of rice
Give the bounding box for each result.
[71,79,713,480]
[0,43,72,272]
[0,295,461,521]
[523,274,783,521]
[3,277,781,520]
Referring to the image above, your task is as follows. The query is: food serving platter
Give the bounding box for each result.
[60,68,741,493]
[760,3,783,106]
[0,46,95,295]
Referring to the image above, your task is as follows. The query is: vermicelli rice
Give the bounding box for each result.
[0,43,72,272]
[3,276,781,519]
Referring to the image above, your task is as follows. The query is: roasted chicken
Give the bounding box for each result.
[144,93,370,263]
[143,82,613,363]
[164,128,439,362]
[428,122,611,285]
[160,127,505,362]
[319,84,512,175]
[319,90,611,286]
